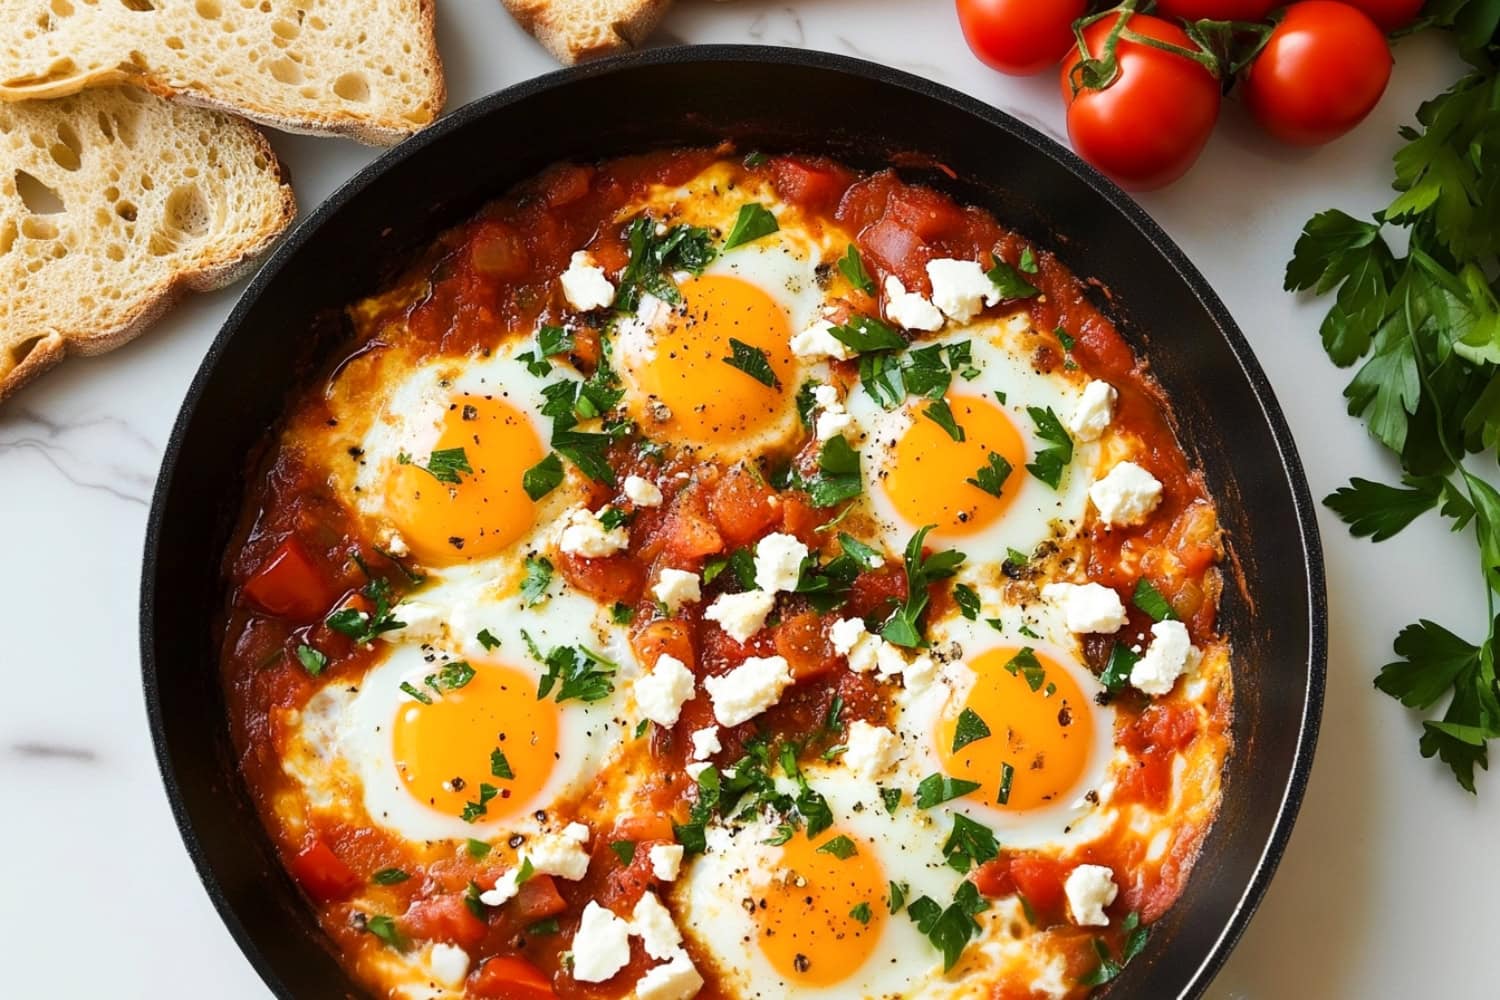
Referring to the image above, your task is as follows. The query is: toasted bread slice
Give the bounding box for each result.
[502,0,674,64]
[0,87,295,403]
[0,0,443,145]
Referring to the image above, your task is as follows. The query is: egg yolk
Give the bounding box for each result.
[882,392,1027,539]
[391,661,557,823]
[385,393,546,564]
[623,274,797,450]
[937,646,1094,812]
[753,828,886,986]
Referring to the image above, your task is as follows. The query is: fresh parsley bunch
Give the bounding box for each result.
[1285,5,1500,792]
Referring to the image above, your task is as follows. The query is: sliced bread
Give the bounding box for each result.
[502,0,674,64]
[0,86,295,403]
[0,0,444,145]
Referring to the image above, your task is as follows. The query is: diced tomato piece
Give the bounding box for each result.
[835,173,899,232]
[611,814,676,843]
[542,163,594,207]
[469,955,557,1000]
[845,566,906,621]
[570,327,602,367]
[557,552,645,604]
[600,843,658,911]
[510,874,568,923]
[288,838,360,903]
[888,184,967,242]
[403,893,488,950]
[243,538,334,621]
[859,218,928,288]
[661,491,725,562]
[632,618,696,672]
[1008,854,1069,922]
[778,493,825,545]
[972,860,1016,898]
[470,222,531,280]
[1121,704,1200,756]
[708,466,780,546]
[775,611,838,680]
[769,156,855,215]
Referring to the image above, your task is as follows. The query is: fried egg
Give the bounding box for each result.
[351,342,584,567]
[845,321,1096,567]
[285,581,632,843]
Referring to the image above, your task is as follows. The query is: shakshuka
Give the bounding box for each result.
[221,149,1231,1000]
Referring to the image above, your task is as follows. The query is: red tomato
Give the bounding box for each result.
[768,156,855,214]
[1060,13,1221,190]
[955,0,1088,76]
[509,875,568,923]
[469,956,557,1000]
[242,537,334,621]
[402,893,488,950]
[1337,0,1424,31]
[1152,0,1278,18]
[1243,1,1392,146]
[287,838,360,903]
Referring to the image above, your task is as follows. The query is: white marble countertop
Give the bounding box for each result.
[1,3,1492,997]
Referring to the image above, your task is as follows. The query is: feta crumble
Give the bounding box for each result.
[1041,581,1128,634]
[559,505,630,557]
[571,901,632,982]
[634,949,704,1000]
[704,655,793,727]
[649,843,684,882]
[689,726,721,760]
[631,892,683,960]
[1067,380,1117,442]
[1088,461,1163,526]
[1064,864,1118,927]
[428,943,470,988]
[560,251,616,312]
[790,318,854,361]
[652,568,702,613]
[926,257,1001,323]
[883,275,945,332]
[754,532,809,594]
[844,720,903,779]
[624,475,664,508]
[1130,619,1199,696]
[635,653,696,728]
[704,589,776,643]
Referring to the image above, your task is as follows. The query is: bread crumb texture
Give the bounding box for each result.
[0,0,444,143]
[502,0,673,64]
[0,86,295,401]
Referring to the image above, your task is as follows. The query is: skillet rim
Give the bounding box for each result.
[140,42,1327,1000]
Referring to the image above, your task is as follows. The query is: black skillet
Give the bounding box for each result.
[141,45,1326,1000]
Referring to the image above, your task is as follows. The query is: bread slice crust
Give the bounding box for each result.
[0,87,296,403]
[0,0,445,145]
[502,0,674,65]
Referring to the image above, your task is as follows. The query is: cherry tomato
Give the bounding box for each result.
[287,838,360,903]
[1242,1,1392,146]
[1337,0,1424,31]
[956,0,1088,76]
[1060,13,1221,190]
[242,537,334,621]
[1152,0,1279,18]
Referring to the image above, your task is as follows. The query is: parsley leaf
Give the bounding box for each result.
[794,435,863,508]
[1024,406,1073,489]
[491,748,514,780]
[997,761,1016,805]
[1004,647,1047,692]
[1132,578,1177,622]
[521,555,553,606]
[1079,912,1150,986]
[816,835,858,860]
[1100,641,1139,694]
[614,216,717,311]
[915,773,982,808]
[986,257,1039,300]
[522,453,565,501]
[537,324,575,358]
[363,914,407,951]
[966,452,1013,497]
[477,628,501,651]
[723,203,780,250]
[414,447,472,485]
[295,643,327,677]
[882,525,965,648]
[850,901,872,924]
[839,243,876,295]
[1325,476,1444,541]
[952,583,981,620]
[723,338,782,388]
[529,637,617,704]
[923,398,966,442]
[610,840,636,865]
[941,813,998,872]
[831,315,907,354]
[371,867,410,885]
[326,578,406,645]
[908,881,990,971]
[951,708,991,752]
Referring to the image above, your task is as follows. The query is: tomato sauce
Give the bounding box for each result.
[219,148,1229,1000]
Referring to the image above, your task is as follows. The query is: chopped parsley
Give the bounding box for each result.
[371,867,410,885]
[325,577,406,645]
[424,660,476,696]
[410,446,472,485]
[490,748,514,780]
[942,813,999,872]
[838,244,876,295]
[477,628,501,651]
[1100,641,1139,693]
[915,773,982,808]
[723,202,780,250]
[795,380,818,429]
[907,881,990,971]
[528,634,617,703]
[743,150,768,168]
[613,215,717,311]
[673,765,721,856]
[1133,577,1178,621]
[816,835,858,860]
[363,914,407,951]
[966,452,1013,497]
[952,583,981,620]
[466,838,492,860]
[831,315,907,354]
[1004,647,1047,692]
[610,602,634,624]
[527,918,561,936]
[537,324,575,357]
[294,643,327,677]
[1079,912,1150,986]
[522,453,565,501]
[460,783,499,823]
[609,840,636,865]
[881,525,965,647]
[1024,406,1073,489]
[850,901,873,925]
[1019,247,1039,274]
[923,398,966,442]
[997,762,1016,805]
[785,434,863,508]
[951,708,991,752]
[399,682,431,705]
[521,555,553,606]
[723,338,781,388]
[881,787,903,814]
[888,880,908,913]
[986,256,1040,300]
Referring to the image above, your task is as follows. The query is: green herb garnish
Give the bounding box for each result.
[723,203,780,250]
[951,708,991,752]
[839,244,876,295]
[1024,406,1073,489]
[723,338,782,389]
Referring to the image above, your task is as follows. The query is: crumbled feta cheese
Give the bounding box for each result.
[571,901,633,982]
[560,251,616,312]
[649,843,684,882]
[883,275,945,332]
[846,633,883,674]
[811,385,853,442]
[1041,581,1127,635]
[630,892,683,960]
[385,601,444,643]
[704,589,776,643]
[1131,619,1198,696]
[382,531,410,557]
[559,505,630,557]
[703,655,793,726]
[926,258,1001,323]
[874,641,908,679]
[478,865,524,906]
[634,949,704,1000]
[428,943,470,988]
[829,617,868,655]
[1067,380,1117,442]
[813,384,841,409]
[1089,461,1163,526]
[652,568,701,613]
[563,822,590,843]
[903,653,937,692]
[624,475,664,508]
[525,830,592,881]
[635,654,696,727]
[684,761,712,780]
[689,727,721,761]
[790,318,854,361]
[754,532,809,593]
[1064,864,1119,927]
[844,720,903,779]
